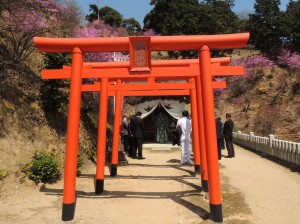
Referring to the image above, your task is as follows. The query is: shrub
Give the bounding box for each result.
[24,151,61,184]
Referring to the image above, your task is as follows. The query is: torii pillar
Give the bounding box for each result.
[62,47,83,220]
[199,45,222,222]
[95,77,109,194]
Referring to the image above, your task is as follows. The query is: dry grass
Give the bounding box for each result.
[216,50,300,142]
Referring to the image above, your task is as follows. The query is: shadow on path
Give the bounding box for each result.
[41,162,210,221]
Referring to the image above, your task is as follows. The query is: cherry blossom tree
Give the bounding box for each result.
[74,19,128,62]
[0,0,81,63]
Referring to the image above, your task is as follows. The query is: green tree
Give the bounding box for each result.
[144,0,202,35]
[247,0,284,56]
[99,6,123,28]
[86,5,123,27]
[121,18,142,35]
[144,0,239,35]
[145,0,203,58]
[199,0,239,34]
[284,0,300,52]
[85,4,99,21]
[144,0,239,57]
[201,0,235,8]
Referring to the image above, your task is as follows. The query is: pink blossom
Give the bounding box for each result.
[14,10,48,32]
[231,55,274,68]
[277,48,300,69]
[230,55,274,81]
[75,20,129,62]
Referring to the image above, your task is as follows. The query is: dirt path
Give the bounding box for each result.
[220,145,300,224]
[0,145,300,224]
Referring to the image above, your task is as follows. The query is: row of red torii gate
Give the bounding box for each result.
[34,33,250,223]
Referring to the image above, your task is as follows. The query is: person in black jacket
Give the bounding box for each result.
[128,115,135,157]
[122,115,130,154]
[223,113,235,158]
[215,115,223,160]
[130,111,145,159]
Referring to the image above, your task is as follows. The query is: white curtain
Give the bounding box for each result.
[135,100,160,119]
[135,99,187,119]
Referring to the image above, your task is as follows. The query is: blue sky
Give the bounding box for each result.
[76,0,290,25]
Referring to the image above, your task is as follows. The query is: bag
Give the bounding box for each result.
[172,130,181,146]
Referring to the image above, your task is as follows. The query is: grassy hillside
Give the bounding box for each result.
[215,49,300,142]
[0,62,99,182]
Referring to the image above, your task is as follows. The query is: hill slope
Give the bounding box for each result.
[215,50,300,142]
[0,63,97,181]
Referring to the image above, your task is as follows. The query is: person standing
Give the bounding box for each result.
[223,112,235,158]
[215,116,223,160]
[176,110,192,165]
[122,115,130,154]
[131,111,145,160]
[128,114,135,157]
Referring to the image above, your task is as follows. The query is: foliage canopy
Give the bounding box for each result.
[247,0,284,56]
[144,0,239,36]
[86,4,123,27]
[283,1,300,52]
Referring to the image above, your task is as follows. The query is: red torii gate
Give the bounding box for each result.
[42,58,233,197]
[34,33,249,223]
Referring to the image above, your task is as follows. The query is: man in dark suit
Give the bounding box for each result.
[122,115,130,154]
[130,111,145,159]
[223,113,235,158]
[215,115,223,160]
